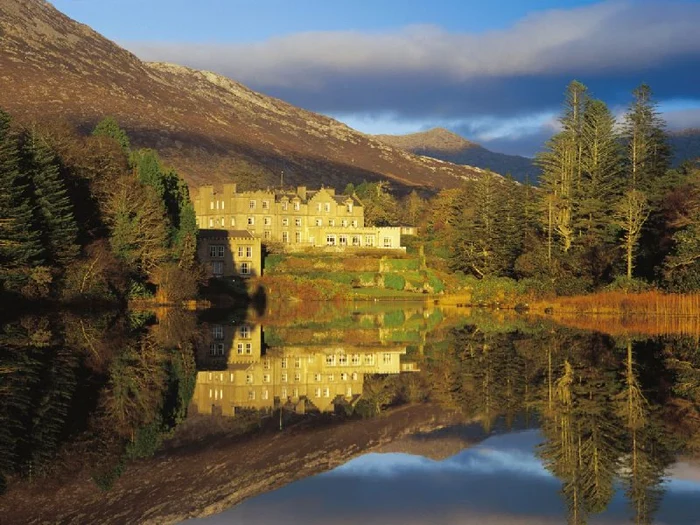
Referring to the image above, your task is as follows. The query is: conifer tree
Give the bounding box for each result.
[0,110,43,292]
[23,132,79,268]
[92,117,131,156]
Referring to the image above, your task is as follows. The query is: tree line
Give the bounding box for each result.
[0,111,199,304]
[376,82,700,295]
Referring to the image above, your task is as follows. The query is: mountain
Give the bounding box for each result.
[0,0,489,192]
[375,128,539,182]
[669,129,700,167]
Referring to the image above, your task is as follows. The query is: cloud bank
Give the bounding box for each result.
[128,0,700,155]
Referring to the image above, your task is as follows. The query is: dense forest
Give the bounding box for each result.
[0,110,199,306]
[359,82,700,296]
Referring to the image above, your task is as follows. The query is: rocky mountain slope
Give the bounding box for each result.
[0,0,489,191]
[375,128,538,182]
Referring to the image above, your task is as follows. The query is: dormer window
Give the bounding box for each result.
[293,201,300,211]
[324,203,330,212]
[282,201,288,211]
[347,203,353,213]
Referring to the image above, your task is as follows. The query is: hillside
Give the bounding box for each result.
[670,129,700,167]
[0,0,489,191]
[375,128,538,182]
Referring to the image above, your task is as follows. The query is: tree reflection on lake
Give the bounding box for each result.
[2,303,700,524]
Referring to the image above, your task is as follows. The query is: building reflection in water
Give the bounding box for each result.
[191,321,420,417]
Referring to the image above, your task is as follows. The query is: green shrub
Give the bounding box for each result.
[385,258,420,271]
[384,273,406,291]
[606,276,652,293]
[427,272,445,293]
[383,310,406,327]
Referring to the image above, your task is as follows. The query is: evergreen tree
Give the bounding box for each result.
[23,132,79,268]
[92,117,131,156]
[0,111,44,292]
[623,84,670,193]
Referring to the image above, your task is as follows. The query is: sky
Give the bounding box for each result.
[184,430,700,525]
[51,0,700,157]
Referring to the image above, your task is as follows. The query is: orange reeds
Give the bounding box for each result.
[532,291,700,317]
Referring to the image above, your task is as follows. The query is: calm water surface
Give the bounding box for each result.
[2,301,700,524]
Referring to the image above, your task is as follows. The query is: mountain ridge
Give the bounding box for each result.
[0,0,490,191]
[375,128,538,182]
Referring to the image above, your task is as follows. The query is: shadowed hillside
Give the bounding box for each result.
[375,127,539,182]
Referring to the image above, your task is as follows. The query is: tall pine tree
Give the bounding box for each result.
[0,110,44,292]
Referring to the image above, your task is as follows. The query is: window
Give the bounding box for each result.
[240,262,250,275]
[326,355,336,366]
[294,357,301,368]
[328,374,334,382]
[294,372,301,382]
[326,234,336,246]
[352,372,358,380]
[237,343,244,354]
[315,387,321,398]
[383,353,392,364]
[364,354,375,365]
[282,201,288,211]
[210,202,214,210]
[316,203,322,212]
[315,218,322,226]
[295,218,301,227]
[212,325,224,340]
[347,203,353,213]
[281,387,288,398]
[262,200,269,210]
[324,203,330,212]
[341,220,348,227]
[328,219,335,227]
[281,358,288,369]
[263,374,271,383]
[339,354,347,366]
[209,218,214,227]
[383,237,393,248]
[262,389,269,400]
[352,236,360,246]
[295,232,301,243]
[314,373,322,382]
[230,372,234,382]
[294,201,300,211]
[248,390,255,400]
[230,217,236,227]
[247,216,255,226]
[365,235,375,246]
[282,218,289,226]
[245,343,252,354]
[264,231,271,239]
[209,245,225,258]
[249,200,256,210]
[352,220,358,227]
[238,246,244,257]
[351,354,360,365]
[281,373,288,383]
[246,373,253,384]
[292,387,299,398]
[221,201,225,210]
[209,343,224,356]
[264,216,271,226]
[339,235,347,246]
[247,246,253,257]
[212,261,223,276]
[340,373,348,381]
[282,231,289,243]
[263,359,271,370]
[240,326,250,338]
[323,388,330,398]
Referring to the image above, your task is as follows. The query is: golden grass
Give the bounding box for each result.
[532,291,700,316]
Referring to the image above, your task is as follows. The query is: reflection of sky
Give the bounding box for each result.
[184,430,700,525]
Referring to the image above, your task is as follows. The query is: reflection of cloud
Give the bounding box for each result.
[185,429,700,525]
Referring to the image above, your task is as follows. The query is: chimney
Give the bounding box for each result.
[297,186,307,200]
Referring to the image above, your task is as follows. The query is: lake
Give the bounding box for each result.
[2,301,700,524]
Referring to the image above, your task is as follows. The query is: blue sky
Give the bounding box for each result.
[51,0,700,156]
